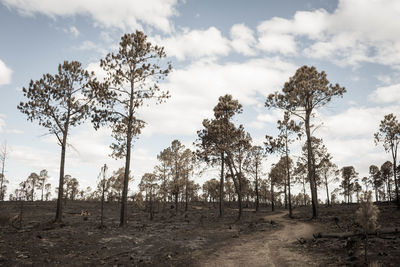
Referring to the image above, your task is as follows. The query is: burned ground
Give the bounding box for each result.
[0,201,399,266]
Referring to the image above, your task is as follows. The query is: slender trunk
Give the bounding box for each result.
[0,147,5,201]
[392,146,400,208]
[120,79,135,227]
[303,177,306,205]
[325,174,330,206]
[219,152,224,217]
[271,182,275,212]
[185,176,188,212]
[284,182,287,209]
[41,185,44,201]
[255,159,259,212]
[305,112,318,218]
[175,192,178,213]
[55,132,68,222]
[100,164,106,228]
[285,137,292,217]
[150,188,153,220]
[225,154,242,220]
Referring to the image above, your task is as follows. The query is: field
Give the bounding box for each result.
[0,201,399,266]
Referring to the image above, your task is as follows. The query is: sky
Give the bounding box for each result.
[1,0,400,200]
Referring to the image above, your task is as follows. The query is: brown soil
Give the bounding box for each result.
[0,201,399,266]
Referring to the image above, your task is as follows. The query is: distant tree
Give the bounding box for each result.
[354,180,362,203]
[196,95,243,217]
[374,113,400,208]
[203,178,220,203]
[380,161,393,202]
[18,61,96,222]
[98,164,108,228]
[154,148,172,205]
[0,141,9,201]
[224,176,235,202]
[243,145,265,212]
[67,177,79,201]
[293,160,308,206]
[266,65,346,218]
[37,169,49,201]
[44,183,52,201]
[319,151,339,206]
[91,31,171,227]
[269,158,286,211]
[265,111,300,217]
[369,165,383,202]
[26,172,39,201]
[355,192,379,263]
[197,95,251,220]
[109,168,132,202]
[340,166,358,203]
[361,176,369,193]
[139,172,159,220]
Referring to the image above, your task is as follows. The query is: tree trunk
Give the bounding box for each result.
[302,177,306,205]
[225,155,242,220]
[284,181,287,209]
[0,147,5,201]
[219,152,224,217]
[325,175,330,206]
[285,139,292,217]
[255,159,259,213]
[391,146,399,208]
[305,112,318,218]
[185,177,188,212]
[175,192,178,214]
[55,133,68,222]
[271,182,275,212]
[120,123,132,227]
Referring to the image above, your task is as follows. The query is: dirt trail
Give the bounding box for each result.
[196,212,319,267]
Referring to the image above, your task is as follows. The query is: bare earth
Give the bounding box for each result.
[197,211,319,267]
[1,201,399,266]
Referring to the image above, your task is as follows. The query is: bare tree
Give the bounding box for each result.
[37,169,49,201]
[266,65,346,218]
[375,113,400,208]
[91,31,171,227]
[265,112,301,217]
[0,141,9,201]
[18,61,96,222]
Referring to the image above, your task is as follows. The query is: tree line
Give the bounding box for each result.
[3,30,398,226]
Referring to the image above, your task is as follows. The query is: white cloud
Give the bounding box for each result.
[256,0,400,67]
[135,57,296,136]
[68,26,80,38]
[0,114,5,132]
[308,105,400,179]
[368,84,400,104]
[257,33,297,55]
[152,27,231,60]
[230,24,257,56]
[0,59,12,86]
[75,40,107,55]
[1,0,179,33]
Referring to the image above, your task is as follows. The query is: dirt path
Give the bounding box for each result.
[196,212,320,267]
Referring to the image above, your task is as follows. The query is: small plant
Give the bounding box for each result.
[355,191,379,263]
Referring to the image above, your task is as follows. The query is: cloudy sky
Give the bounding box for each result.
[1,0,400,200]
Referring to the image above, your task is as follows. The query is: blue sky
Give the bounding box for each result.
[1,0,400,200]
